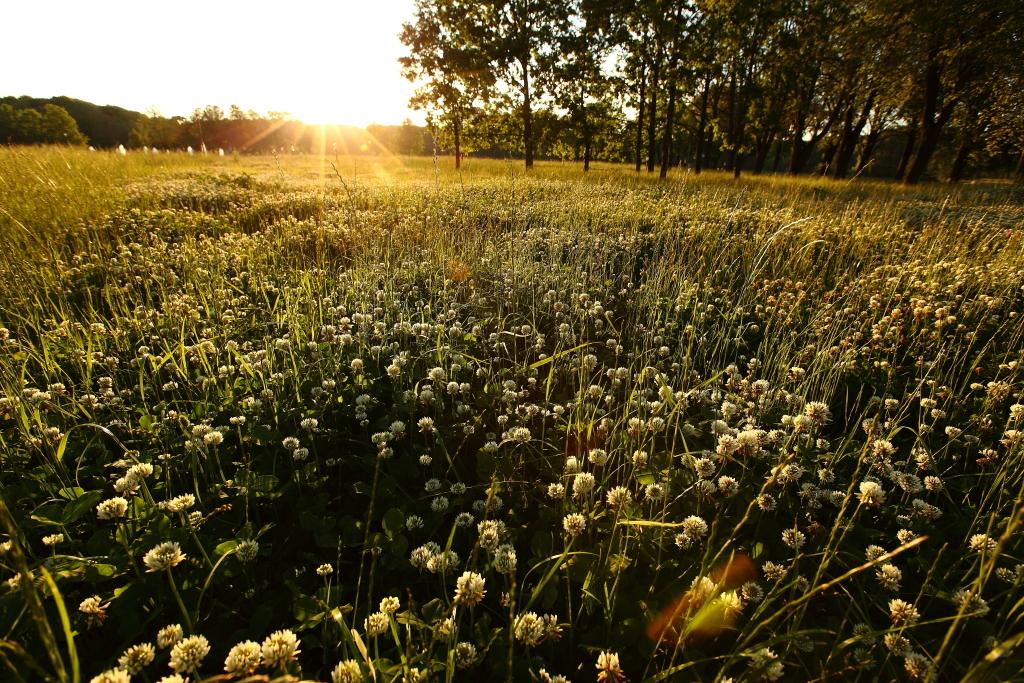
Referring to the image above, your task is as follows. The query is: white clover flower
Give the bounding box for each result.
[563,513,586,538]
[90,669,130,683]
[236,539,258,563]
[782,528,806,550]
[493,543,518,574]
[118,642,155,673]
[969,533,997,553]
[157,624,184,648]
[261,629,300,669]
[858,481,886,507]
[332,659,363,683]
[224,640,261,676]
[596,651,625,682]
[877,563,902,591]
[97,497,129,520]
[169,634,210,673]
[143,542,186,572]
[454,571,486,606]
[164,494,196,513]
[888,598,920,625]
[364,612,389,637]
[380,596,400,614]
[606,486,632,508]
[572,472,595,498]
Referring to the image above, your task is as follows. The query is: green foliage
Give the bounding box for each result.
[0,102,86,146]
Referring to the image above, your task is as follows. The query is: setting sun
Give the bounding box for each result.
[0,0,421,126]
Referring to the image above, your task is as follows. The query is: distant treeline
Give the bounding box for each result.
[0,96,438,156]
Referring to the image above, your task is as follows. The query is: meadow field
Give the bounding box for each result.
[1,146,1023,682]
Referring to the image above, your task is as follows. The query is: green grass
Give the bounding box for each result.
[0,145,1022,682]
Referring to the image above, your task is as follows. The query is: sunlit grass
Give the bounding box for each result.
[0,146,1022,682]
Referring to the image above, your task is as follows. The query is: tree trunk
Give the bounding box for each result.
[521,58,534,169]
[659,79,677,179]
[818,142,837,176]
[894,125,917,181]
[584,122,592,172]
[855,129,881,175]
[646,48,661,172]
[905,55,960,185]
[634,64,646,172]
[772,140,783,172]
[789,109,808,174]
[1016,148,1024,179]
[833,90,874,179]
[948,140,970,182]
[904,121,945,184]
[725,66,738,172]
[694,75,710,174]
[453,118,462,170]
[753,129,776,174]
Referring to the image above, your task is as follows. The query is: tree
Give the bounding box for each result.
[402,0,567,169]
[400,0,493,168]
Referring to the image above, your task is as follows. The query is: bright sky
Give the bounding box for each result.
[1,0,423,127]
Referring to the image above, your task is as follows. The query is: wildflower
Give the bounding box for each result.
[317,563,333,576]
[143,541,186,572]
[380,596,400,614]
[224,641,261,676]
[236,540,258,562]
[952,588,990,616]
[454,642,478,668]
[514,612,560,646]
[157,624,184,648]
[97,497,129,520]
[493,544,518,574]
[883,633,911,656]
[79,596,107,626]
[508,426,531,442]
[261,630,300,669]
[876,563,902,591]
[118,642,155,673]
[572,472,596,498]
[90,670,130,683]
[477,519,506,550]
[563,513,587,538]
[42,533,64,546]
[717,475,739,496]
[865,545,886,562]
[364,612,389,637]
[606,486,632,508]
[644,483,666,501]
[969,534,997,553]
[596,651,625,682]
[858,481,886,507]
[762,561,787,582]
[740,581,764,603]
[454,571,486,606]
[889,599,920,625]
[164,494,196,513]
[169,634,210,673]
[782,528,806,550]
[903,652,933,681]
[332,660,363,683]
